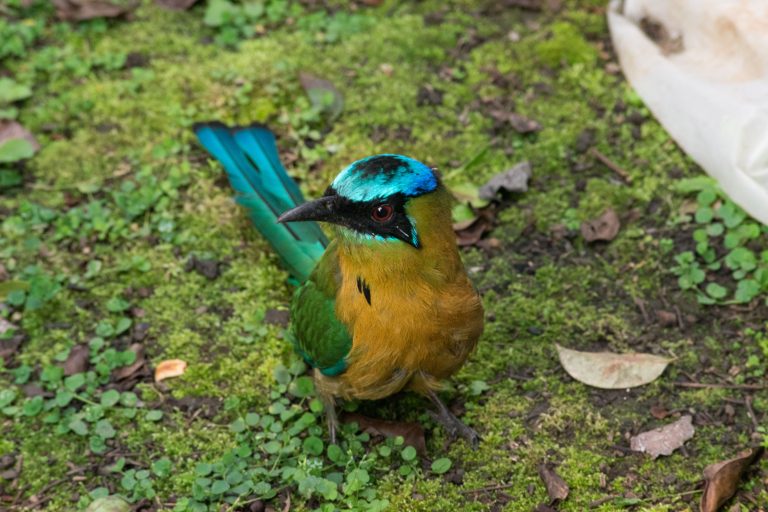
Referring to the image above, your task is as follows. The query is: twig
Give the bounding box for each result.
[744,395,759,432]
[460,482,516,494]
[674,382,766,390]
[632,296,650,324]
[589,495,620,507]
[590,148,632,184]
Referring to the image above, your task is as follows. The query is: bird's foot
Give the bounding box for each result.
[428,409,481,448]
[327,413,338,445]
[427,389,481,448]
[321,394,339,445]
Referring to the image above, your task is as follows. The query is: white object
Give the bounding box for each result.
[607,0,768,225]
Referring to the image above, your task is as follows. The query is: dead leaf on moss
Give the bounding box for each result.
[538,464,569,502]
[52,0,139,21]
[63,345,89,376]
[453,206,497,247]
[341,412,426,455]
[700,447,764,512]
[0,121,39,151]
[299,72,344,121]
[555,344,671,389]
[155,359,187,382]
[630,415,694,459]
[155,0,198,10]
[113,343,145,381]
[580,208,621,242]
[478,161,531,200]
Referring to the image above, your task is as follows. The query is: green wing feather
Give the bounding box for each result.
[290,241,352,376]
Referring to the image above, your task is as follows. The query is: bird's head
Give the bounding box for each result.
[277,154,440,248]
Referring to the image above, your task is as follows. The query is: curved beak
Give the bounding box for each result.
[278,195,339,224]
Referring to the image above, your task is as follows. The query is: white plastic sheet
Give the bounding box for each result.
[607,0,768,224]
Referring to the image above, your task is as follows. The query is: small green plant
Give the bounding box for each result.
[0,339,157,455]
[203,0,302,46]
[169,361,416,512]
[673,177,768,305]
[4,266,62,311]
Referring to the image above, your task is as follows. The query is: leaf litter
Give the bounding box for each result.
[538,463,569,503]
[341,412,426,455]
[629,415,695,459]
[700,447,764,512]
[555,344,671,389]
[581,208,621,242]
[52,0,139,21]
[154,359,187,382]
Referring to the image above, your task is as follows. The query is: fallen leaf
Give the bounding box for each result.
[0,121,39,151]
[453,206,497,247]
[63,344,89,376]
[0,335,23,364]
[22,383,48,398]
[478,161,532,200]
[341,412,426,455]
[85,495,131,512]
[52,0,139,21]
[155,359,187,382]
[488,110,541,133]
[504,0,545,10]
[630,415,695,459]
[264,309,290,327]
[113,343,145,380]
[0,318,15,336]
[416,84,444,106]
[299,72,344,121]
[538,464,569,502]
[650,404,670,419]
[154,0,198,10]
[580,208,621,242]
[700,447,764,512]
[555,344,671,389]
[185,255,221,280]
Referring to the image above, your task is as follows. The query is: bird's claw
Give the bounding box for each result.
[428,409,481,448]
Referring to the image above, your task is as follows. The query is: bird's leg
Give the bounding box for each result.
[319,392,339,444]
[426,388,480,448]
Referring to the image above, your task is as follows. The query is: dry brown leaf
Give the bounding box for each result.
[298,72,344,121]
[113,343,145,381]
[581,208,621,242]
[264,309,290,327]
[538,464,569,502]
[155,359,187,382]
[0,121,39,151]
[52,0,139,21]
[555,344,671,389]
[154,0,198,10]
[630,415,695,459]
[341,412,426,455]
[700,447,764,512]
[478,161,531,200]
[488,110,542,134]
[63,345,89,376]
[0,318,15,336]
[453,206,497,247]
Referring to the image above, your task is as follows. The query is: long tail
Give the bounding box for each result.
[193,122,327,282]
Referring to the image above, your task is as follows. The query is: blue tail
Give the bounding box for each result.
[193,122,327,282]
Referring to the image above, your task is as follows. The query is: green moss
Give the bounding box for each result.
[536,22,598,68]
[1,0,766,510]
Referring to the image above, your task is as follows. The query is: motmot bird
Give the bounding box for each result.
[193,122,484,445]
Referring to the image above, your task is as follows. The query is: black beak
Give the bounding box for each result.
[278,195,339,224]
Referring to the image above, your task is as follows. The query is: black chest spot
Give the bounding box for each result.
[356,276,372,306]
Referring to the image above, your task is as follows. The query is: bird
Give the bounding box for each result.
[193,122,484,445]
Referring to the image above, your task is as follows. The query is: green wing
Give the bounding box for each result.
[290,241,352,376]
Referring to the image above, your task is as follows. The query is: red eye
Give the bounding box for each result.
[371,204,394,222]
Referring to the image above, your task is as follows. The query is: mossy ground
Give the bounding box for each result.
[1,0,766,510]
